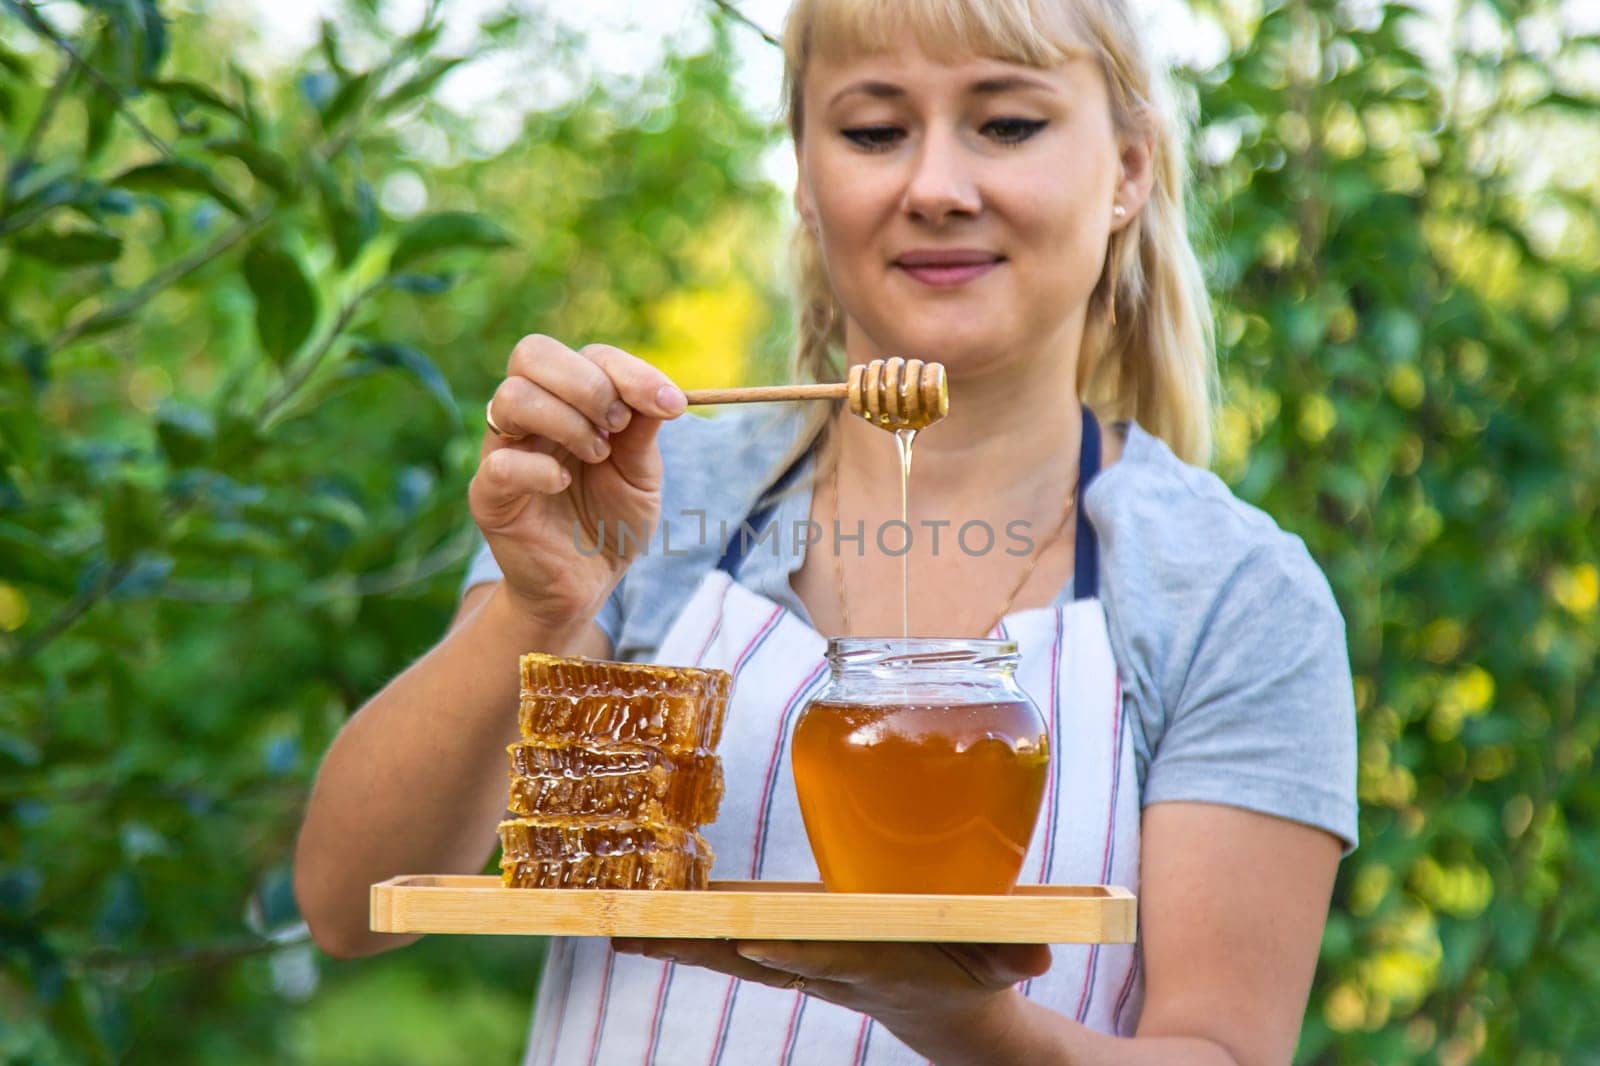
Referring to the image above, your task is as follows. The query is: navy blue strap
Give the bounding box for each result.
[715,452,807,577]
[1073,405,1102,601]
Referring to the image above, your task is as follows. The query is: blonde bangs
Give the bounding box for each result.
[784,0,1086,113]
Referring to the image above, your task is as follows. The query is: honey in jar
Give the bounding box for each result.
[791,638,1049,894]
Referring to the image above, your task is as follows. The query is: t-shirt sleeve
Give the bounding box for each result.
[1142,539,1359,852]
[459,535,624,652]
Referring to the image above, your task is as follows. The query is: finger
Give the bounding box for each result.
[487,376,612,464]
[578,343,686,420]
[937,943,1053,989]
[469,447,571,527]
[509,334,631,434]
[733,940,898,984]
[734,940,1049,990]
[599,407,666,494]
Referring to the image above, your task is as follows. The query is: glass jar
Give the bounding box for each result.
[791,638,1050,894]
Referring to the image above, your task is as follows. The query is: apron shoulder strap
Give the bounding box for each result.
[715,450,809,577]
[1073,406,1103,602]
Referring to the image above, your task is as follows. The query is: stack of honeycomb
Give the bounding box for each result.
[498,653,731,890]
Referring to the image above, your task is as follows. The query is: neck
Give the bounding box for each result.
[834,324,1086,512]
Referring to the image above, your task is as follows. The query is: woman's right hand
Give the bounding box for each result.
[469,335,687,631]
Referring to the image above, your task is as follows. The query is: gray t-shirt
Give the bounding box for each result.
[465,407,1359,851]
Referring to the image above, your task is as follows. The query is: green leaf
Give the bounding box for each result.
[79,0,167,81]
[85,88,117,162]
[68,306,138,344]
[0,867,43,914]
[390,211,513,271]
[103,482,161,562]
[386,272,457,294]
[319,70,372,132]
[205,139,294,195]
[0,521,73,591]
[0,467,21,510]
[242,238,318,366]
[408,21,445,54]
[8,175,95,217]
[353,340,458,420]
[310,159,376,266]
[129,0,168,80]
[0,40,28,80]
[155,402,216,467]
[150,79,245,122]
[12,228,123,266]
[230,63,266,138]
[109,553,174,600]
[351,179,378,252]
[111,158,246,215]
[318,18,348,78]
[1493,902,1540,969]
[1537,91,1600,116]
[213,410,266,472]
[376,57,463,115]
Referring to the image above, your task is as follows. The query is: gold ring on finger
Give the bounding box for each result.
[485,399,522,440]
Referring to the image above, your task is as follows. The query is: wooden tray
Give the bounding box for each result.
[370,876,1135,944]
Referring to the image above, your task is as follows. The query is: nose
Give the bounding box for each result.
[901,126,981,224]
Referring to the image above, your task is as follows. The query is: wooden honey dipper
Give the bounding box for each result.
[683,357,949,431]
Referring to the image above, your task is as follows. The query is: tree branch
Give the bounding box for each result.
[0,49,74,218]
[68,930,311,976]
[255,280,383,431]
[13,0,176,162]
[8,558,132,663]
[705,0,781,49]
[45,204,274,355]
[300,526,479,602]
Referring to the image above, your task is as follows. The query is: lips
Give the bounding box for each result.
[893,249,1005,288]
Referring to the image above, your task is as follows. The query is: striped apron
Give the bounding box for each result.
[522,411,1143,1064]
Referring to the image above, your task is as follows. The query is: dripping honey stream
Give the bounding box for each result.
[687,356,947,638]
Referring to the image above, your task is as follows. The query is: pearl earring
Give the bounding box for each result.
[1113,204,1127,219]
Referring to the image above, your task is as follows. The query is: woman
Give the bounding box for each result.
[294,0,1357,1062]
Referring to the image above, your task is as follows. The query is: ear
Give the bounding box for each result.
[1111,125,1155,233]
[793,144,819,234]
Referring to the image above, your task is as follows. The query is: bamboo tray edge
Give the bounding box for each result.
[370,876,1136,944]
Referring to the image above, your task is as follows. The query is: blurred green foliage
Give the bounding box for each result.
[0,1,781,1061]
[0,0,1596,1063]
[1186,2,1600,1061]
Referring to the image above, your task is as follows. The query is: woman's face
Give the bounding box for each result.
[796,36,1145,377]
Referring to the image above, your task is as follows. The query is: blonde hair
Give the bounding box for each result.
[759,0,1216,502]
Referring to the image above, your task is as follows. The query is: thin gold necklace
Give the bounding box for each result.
[829,441,1077,638]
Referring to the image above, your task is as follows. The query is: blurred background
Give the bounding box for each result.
[0,0,1596,1062]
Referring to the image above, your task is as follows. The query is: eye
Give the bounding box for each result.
[841,125,904,152]
[983,117,1048,145]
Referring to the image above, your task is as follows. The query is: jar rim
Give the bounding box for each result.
[824,636,1020,670]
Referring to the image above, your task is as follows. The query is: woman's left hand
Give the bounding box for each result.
[610,937,1050,1048]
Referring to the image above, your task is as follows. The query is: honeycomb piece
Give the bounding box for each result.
[498,851,710,891]
[497,817,707,859]
[506,740,724,827]
[496,818,713,890]
[518,654,731,750]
